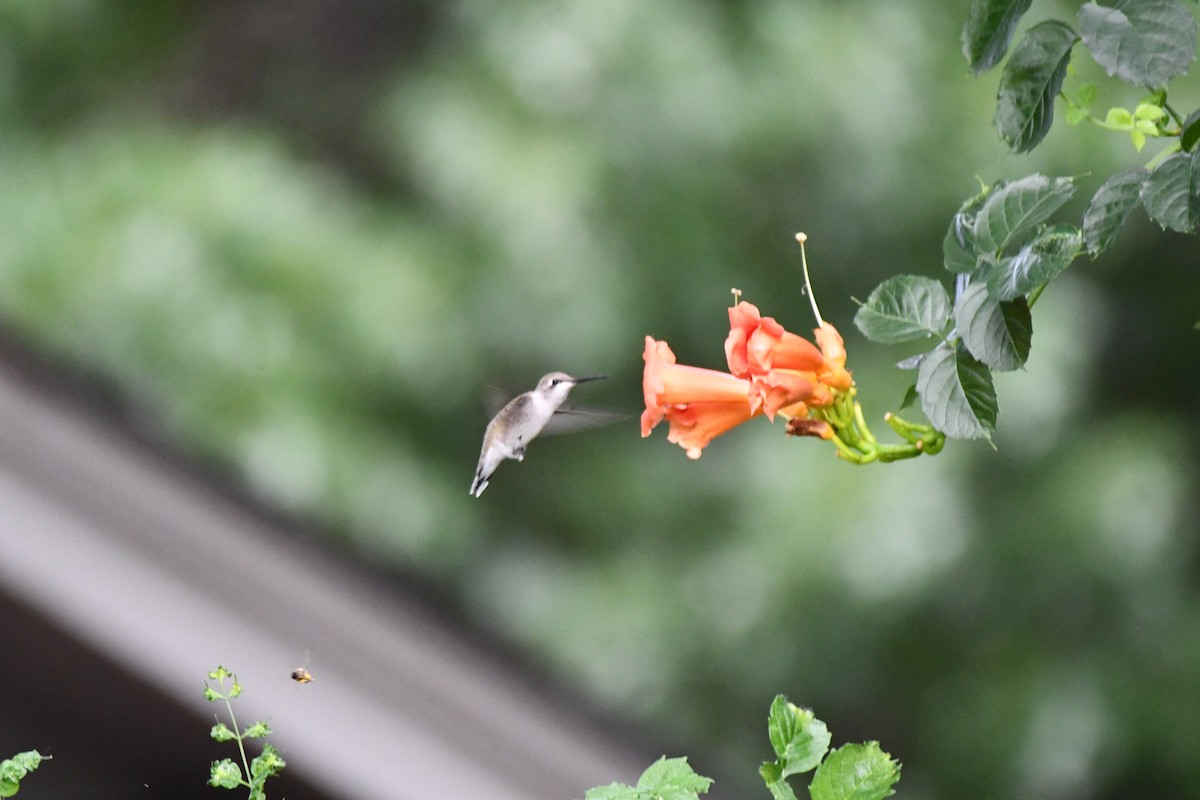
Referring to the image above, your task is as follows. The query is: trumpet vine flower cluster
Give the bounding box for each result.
[640,236,945,463]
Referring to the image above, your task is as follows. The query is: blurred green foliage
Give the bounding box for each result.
[1,1,1199,798]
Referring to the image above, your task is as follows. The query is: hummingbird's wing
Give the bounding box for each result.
[482,384,512,418]
[540,405,631,436]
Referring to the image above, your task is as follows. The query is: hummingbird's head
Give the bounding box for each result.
[536,371,606,404]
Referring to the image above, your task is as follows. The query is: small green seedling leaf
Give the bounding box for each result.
[988,224,1082,299]
[995,20,1079,153]
[1083,167,1147,254]
[766,696,832,776]
[1079,0,1197,88]
[808,743,901,800]
[973,174,1076,253]
[916,343,998,439]
[1142,150,1200,233]
[962,0,1036,73]
[854,275,952,343]
[243,722,273,739]
[209,759,244,790]
[0,751,47,798]
[587,757,712,800]
[210,722,237,742]
[638,756,713,797]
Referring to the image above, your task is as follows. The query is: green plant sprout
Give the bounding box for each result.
[204,666,286,800]
[583,696,899,800]
[0,751,48,798]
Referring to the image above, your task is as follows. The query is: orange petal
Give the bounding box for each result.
[643,336,755,436]
[664,400,761,459]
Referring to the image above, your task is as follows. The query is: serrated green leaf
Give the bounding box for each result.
[995,20,1079,153]
[209,758,244,789]
[760,762,801,800]
[962,0,1036,72]
[1078,0,1197,88]
[973,174,1076,252]
[1142,150,1200,233]
[854,275,951,343]
[584,784,637,800]
[0,751,46,798]
[1084,167,1147,253]
[1181,109,1200,151]
[766,696,832,777]
[988,225,1082,298]
[956,281,1032,371]
[943,187,992,273]
[808,743,901,800]
[1100,106,1135,129]
[637,756,713,799]
[243,721,273,739]
[210,722,237,742]
[916,343,998,439]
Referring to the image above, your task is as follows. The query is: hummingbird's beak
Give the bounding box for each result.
[570,374,607,384]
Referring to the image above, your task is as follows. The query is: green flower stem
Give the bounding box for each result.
[222,695,253,790]
[811,390,944,464]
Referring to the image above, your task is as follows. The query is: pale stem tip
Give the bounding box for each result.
[795,232,807,243]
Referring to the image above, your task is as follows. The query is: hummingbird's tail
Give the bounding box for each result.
[469,470,489,497]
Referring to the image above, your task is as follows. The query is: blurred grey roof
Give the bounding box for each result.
[0,333,647,799]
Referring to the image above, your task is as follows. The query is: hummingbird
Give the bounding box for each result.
[470,372,610,497]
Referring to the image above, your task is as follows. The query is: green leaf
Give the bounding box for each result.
[853,275,952,343]
[210,722,237,742]
[1142,150,1200,233]
[1078,0,1197,88]
[956,281,1032,371]
[899,383,919,410]
[995,20,1079,153]
[808,743,901,800]
[589,757,713,800]
[209,758,244,789]
[243,721,273,739]
[962,0,1035,73]
[760,762,801,800]
[584,785,637,800]
[916,343,998,439]
[1083,167,1148,254]
[1180,109,1200,151]
[973,174,1076,253]
[988,224,1083,299]
[249,744,286,784]
[1099,106,1135,130]
[765,696,832,776]
[0,752,46,798]
[637,756,713,799]
[943,186,992,273]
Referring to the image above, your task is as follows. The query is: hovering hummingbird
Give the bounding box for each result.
[470,372,611,497]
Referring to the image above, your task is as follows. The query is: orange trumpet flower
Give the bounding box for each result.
[641,336,762,459]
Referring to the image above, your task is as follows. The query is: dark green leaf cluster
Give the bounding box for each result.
[856,0,1200,441]
[968,0,1196,153]
[759,696,899,800]
[857,174,1079,440]
[0,751,47,798]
